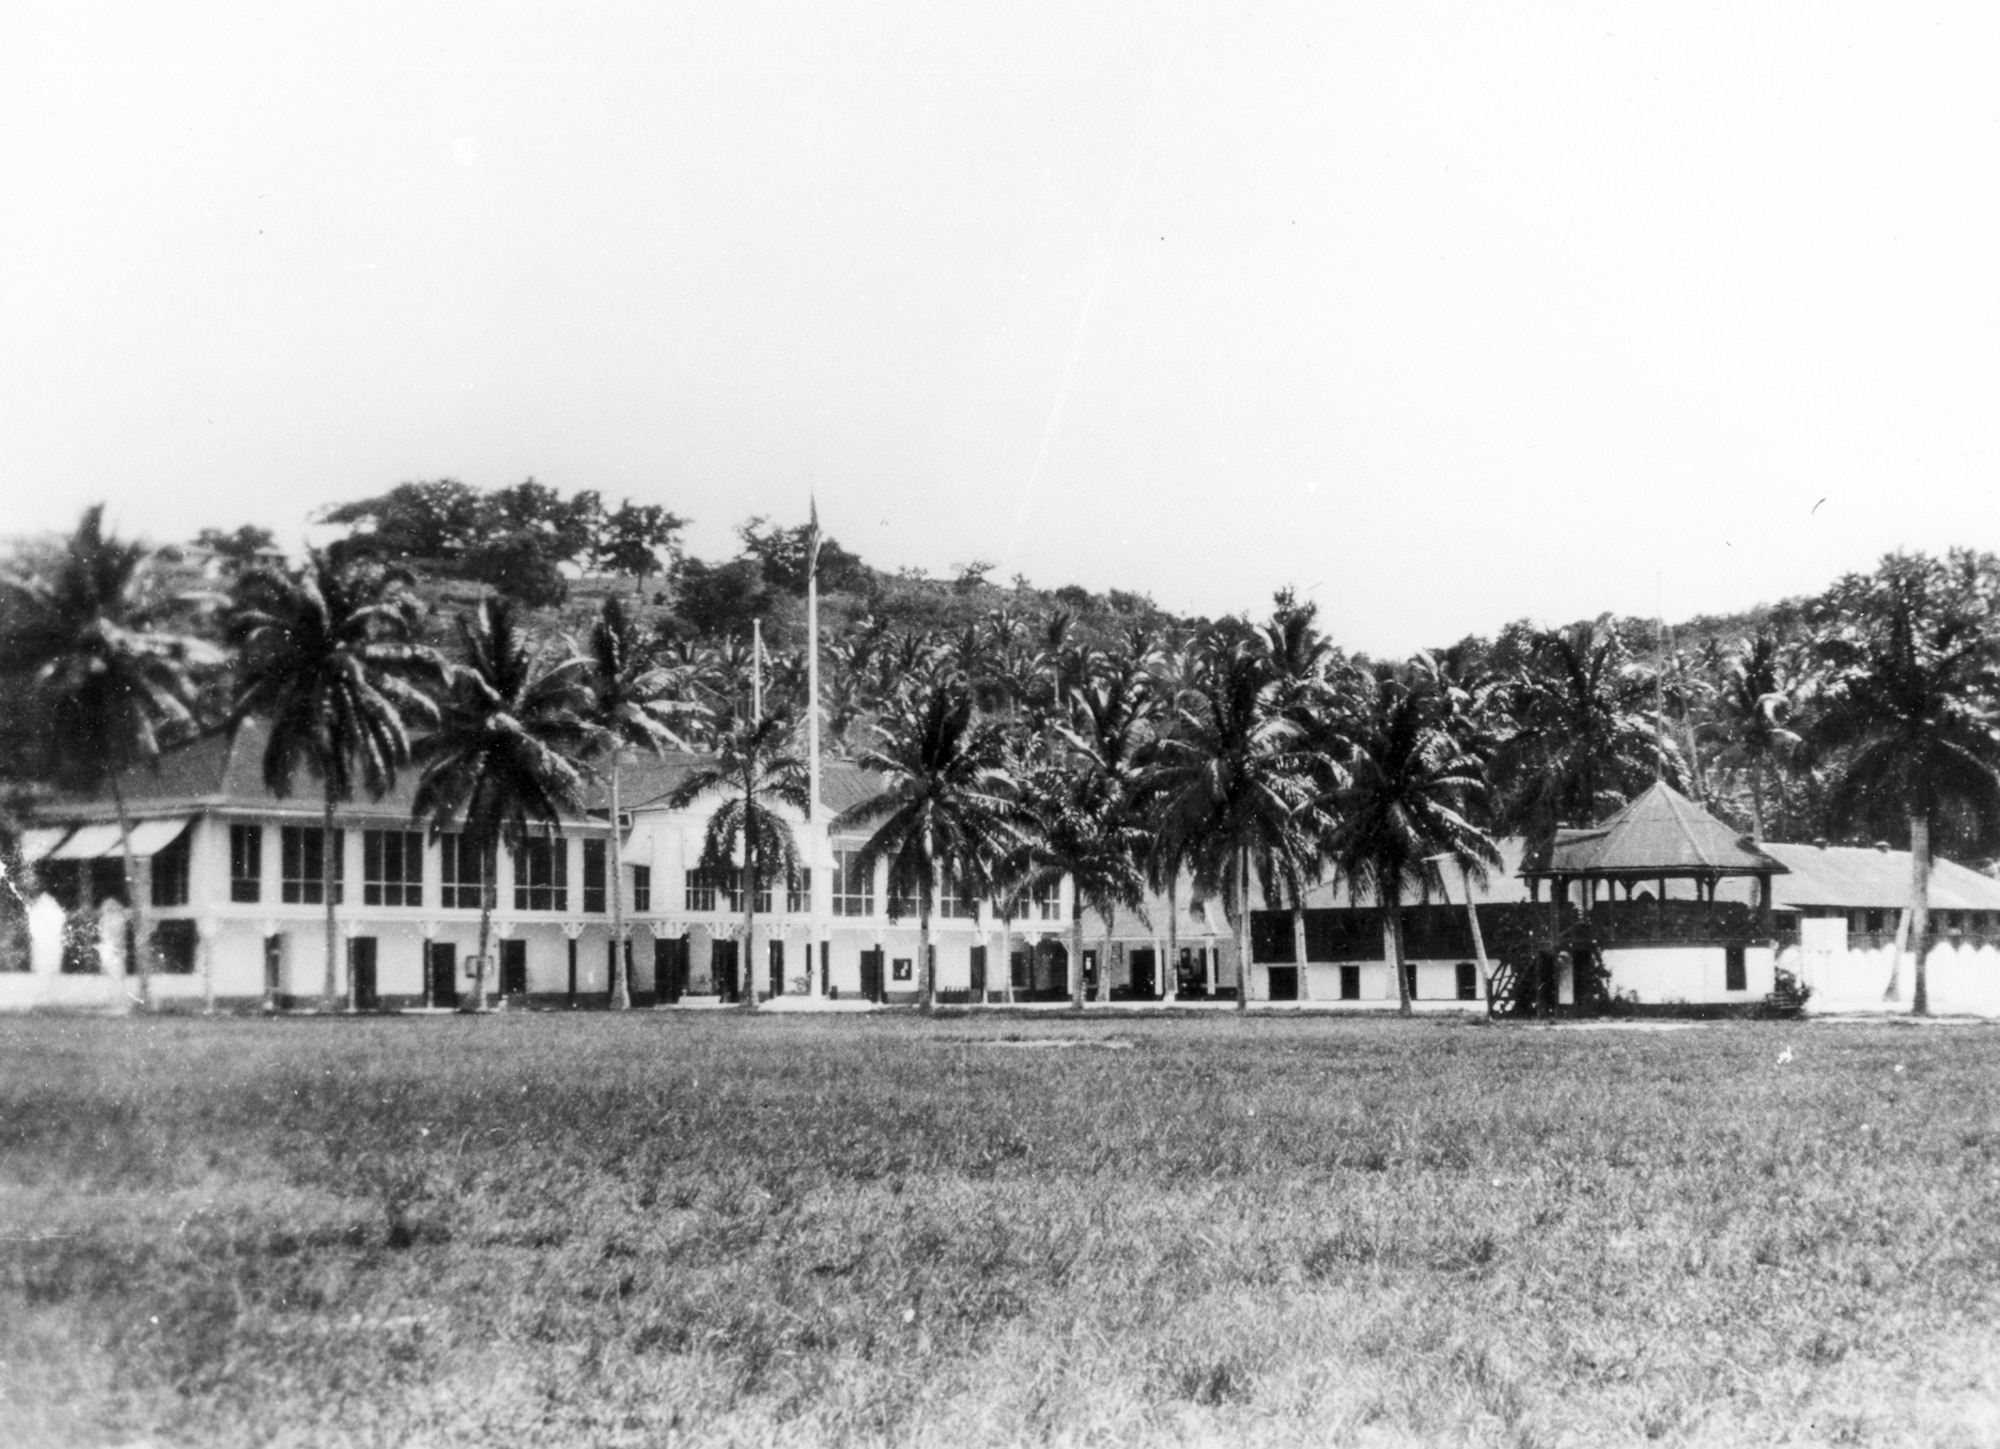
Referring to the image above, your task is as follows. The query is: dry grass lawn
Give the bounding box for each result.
[3,1012,2000,1446]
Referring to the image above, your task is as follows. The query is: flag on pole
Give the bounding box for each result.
[807,493,822,580]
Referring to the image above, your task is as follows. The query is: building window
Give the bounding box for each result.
[513,837,568,912]
[684,866,724,913]
[1032,880,1061,921]
[363,830,424,907]
[939,871,975,919]
[1864,908,1886,934]
[280,827,344,905]
[582,839,607,913]
[1725,945,1747,992]
[152,919,198,974]
[632,865,651,914]
[786,866,811,915]
[149,828,190,907]
[440,836,490,909]
[832,849,874,918]
[229,825,261,903]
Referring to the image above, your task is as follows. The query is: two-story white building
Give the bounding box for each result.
[2,721,1076,1011]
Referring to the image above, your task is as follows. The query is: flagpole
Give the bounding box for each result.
[807,498,825,999]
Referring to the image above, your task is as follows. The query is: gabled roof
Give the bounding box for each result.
[1528,781,1786,878]
[1761,841,2000,912]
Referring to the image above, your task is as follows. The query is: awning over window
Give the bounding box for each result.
[18,827,71,861]
[622,830,653,867]
[47,819,191,861]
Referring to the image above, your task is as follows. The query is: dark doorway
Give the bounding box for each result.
[659,937,688,1003]
[1725,945,1747,992]
[1129,947,1157,999]
[969,944,987,998]
[1082,949,1099,997]
[427,942,458,1008]
[712,939,740,1002]
[859,947,885,1003]
[819,940,829,996]
[768,939,785,999]
[1457,961,1479,1000]
[350,937,378,1010]
[1267,964,1299,1001]
[1339,964,1360,1000]
[1177,947,1206,998]
[500,939,527,997]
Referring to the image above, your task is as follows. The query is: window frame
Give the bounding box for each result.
[439,835,489,910]
[513,836,569,912]
[229,825,262,903]
[280,826,345,906]
[362,829,425,908]
[582,839,607,914]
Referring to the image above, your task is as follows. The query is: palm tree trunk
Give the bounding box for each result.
[742,764,759,1011]
[1000,899,1014,1005]
[609,760,629,1009]
[1910,811,1931,1017]
[1387,881,1412,1017]
[1097,916,1113,1004]
[1291,901,1308,998]
[104,780,149,1008]
[1235,843,1252,1012]
[473,843,495,1013]
[920,904,935,1013]
[1070,895,1085,1011]
[323,792,341,1013]
[1749,763,1766,840]
[108,774,148,1011]
[1461,864,1493,1016]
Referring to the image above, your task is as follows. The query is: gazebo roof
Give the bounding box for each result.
[1523,781,1788,879]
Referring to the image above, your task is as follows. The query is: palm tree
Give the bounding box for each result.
[1046,653,1159,1005]
[1140,632,1319,1010]
[1022,761,1148,1008]
[413,597,598,1012]
[1319,659,1502,1016]
[228,552,438,1011]
[1493,616,1678,858]
[1814,550,2000,1015]
[573,596,693,1008]
[0,506,219,1005]
[1705,633,1801,840]
[836,676,1017,1012]
[663,708,810,1009]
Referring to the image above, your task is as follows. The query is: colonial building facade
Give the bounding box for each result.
[2,723,1089,1011]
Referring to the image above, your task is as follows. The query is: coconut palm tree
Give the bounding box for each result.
[1046,651,1160,1004]
[228,552,438,1010]
[1705,632,1802,840]
[1021,756,1148,1008]
[663,707,810,1008]
[1814,550,2000,1015]
[836,676,1017,1012]
[1319,658,1502,1016]
[1493,616,1678,859]
[1140,632,1319,1010]
[413,597,598,1012]
[0,506,220,1005]
[573,596,694,1008]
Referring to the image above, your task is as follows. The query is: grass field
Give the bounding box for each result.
[4,1013,2000,1447]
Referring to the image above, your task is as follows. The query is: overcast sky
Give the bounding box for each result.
[3,3,1995,654]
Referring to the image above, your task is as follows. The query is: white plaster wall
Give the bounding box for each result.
[1602,945,1772,1004]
